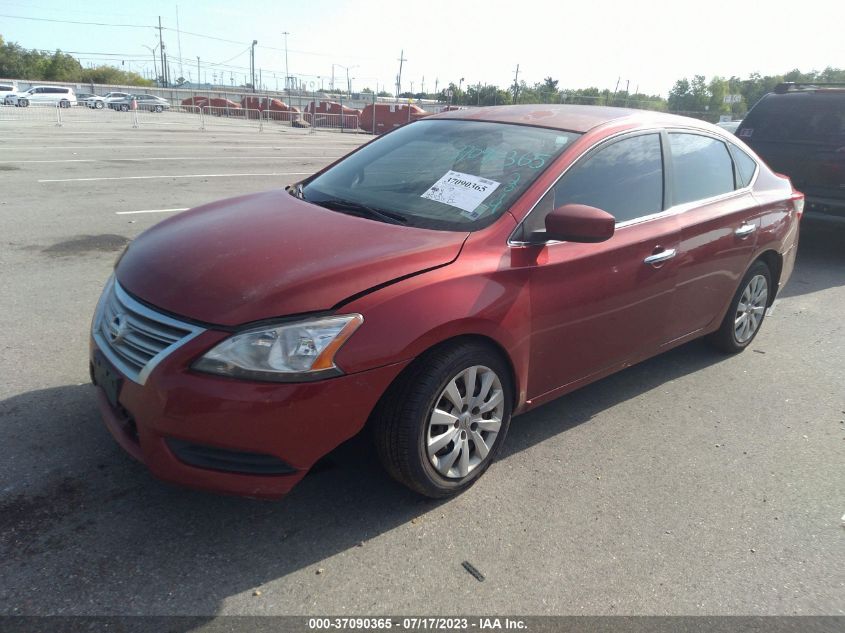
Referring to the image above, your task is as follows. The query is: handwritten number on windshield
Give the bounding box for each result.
[455,145,551,170]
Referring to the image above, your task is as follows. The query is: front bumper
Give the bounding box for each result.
[90,333,407,499]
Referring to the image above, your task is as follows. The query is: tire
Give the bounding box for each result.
[95,101,104,109]
[708,260,772,354]
[373,342,513,498]
[18,98,28,107]
[154,105,163,113]
[120,104,129,112]
[60,100,70,108]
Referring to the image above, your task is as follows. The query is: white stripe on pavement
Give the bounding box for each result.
[39,172,311,183]
[116,208,190,215]
[0,144,364,151]
[3,156,338,164]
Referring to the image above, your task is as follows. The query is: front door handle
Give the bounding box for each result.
[735,223,757,237]
[643,249,677,265]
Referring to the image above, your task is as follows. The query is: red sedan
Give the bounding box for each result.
[90,105,802,499]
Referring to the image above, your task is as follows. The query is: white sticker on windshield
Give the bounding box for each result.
[420,170,501,215]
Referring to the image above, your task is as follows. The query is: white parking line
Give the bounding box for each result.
[39,172,311,183]
[116,208,190,215]
[3,156,340,164]
[0,144,364,151]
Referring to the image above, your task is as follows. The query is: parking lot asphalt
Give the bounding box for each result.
[0,120,843,617]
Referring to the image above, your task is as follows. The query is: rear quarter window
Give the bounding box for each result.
[729,145,758,188]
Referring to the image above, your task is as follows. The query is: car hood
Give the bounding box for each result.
[116,189,468,326]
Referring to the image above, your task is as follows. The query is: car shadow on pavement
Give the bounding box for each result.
[0,336,730,616]
[779,220,845,299]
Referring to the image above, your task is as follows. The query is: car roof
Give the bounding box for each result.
[429,104,702,133]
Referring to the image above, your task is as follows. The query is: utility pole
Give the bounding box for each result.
[281,31,290,90]
[624,79,630,106]
[250,40,258,92]
[157,17,167,87]
[434,78,439,95]
[176,5,184,80]
[608,77,620,105]
[512,64,520,103]
[196,56,200,88]
[395,49,407,98]
[421,76,425,95]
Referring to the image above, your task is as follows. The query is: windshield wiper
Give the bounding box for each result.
[314,198,409,225]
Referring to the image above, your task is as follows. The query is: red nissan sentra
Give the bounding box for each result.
[90,105,802,499]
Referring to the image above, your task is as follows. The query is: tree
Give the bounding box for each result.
[0,36,153,86]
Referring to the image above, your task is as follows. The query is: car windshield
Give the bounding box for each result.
[301,119,580,231]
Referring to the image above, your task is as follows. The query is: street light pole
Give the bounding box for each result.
[281,31,290,91]
[250,40,258,92]
[142,44,159,85]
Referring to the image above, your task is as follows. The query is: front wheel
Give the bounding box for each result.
[119,104,129,112]
[95,101,104,109]
[373,342,513,498]
[18,98,28,107]
[59,100,70,108]
[708,260,772,354]
[154,105,163,113]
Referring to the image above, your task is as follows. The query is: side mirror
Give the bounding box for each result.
[530,204,616,244]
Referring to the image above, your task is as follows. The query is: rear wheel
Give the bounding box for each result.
[373,342,513,498]
[119,104,129,112]
[708,260,771,354]
[59,100,70,108]
[154,105,163,113]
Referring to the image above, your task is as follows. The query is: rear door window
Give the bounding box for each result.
[669,133,735,204]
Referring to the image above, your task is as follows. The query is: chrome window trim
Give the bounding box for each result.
[508,125,759,247]
[92,277,206,385]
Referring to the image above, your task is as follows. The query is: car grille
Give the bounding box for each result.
[92,278,205,385]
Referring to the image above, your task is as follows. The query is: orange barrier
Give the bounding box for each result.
[304,100,361,128]
[359,103,431,134]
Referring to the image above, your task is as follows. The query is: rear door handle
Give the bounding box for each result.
[643,249,677,265]
[735,224,757,237]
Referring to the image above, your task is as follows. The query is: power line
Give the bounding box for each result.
[0,13,151,28]
[2,12,378,61]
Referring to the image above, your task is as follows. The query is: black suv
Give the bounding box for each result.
[737,83,845,222]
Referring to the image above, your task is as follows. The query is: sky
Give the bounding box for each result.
[1,0,843,96]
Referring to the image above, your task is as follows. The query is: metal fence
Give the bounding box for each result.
[0,102,361,134]
[0,77,442,115]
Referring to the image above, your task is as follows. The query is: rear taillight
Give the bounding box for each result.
[791,191,805,219]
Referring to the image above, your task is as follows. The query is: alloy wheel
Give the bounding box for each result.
[734,274,768,343]
[426,365,504,479]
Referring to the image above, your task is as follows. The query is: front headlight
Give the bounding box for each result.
[192,314,363,382]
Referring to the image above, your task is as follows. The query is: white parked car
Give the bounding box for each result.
[85,92,130,110]
[84,92,126,109]
[7,86,77,108]
[84,92,131,109]
[0,82,19,105]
